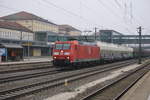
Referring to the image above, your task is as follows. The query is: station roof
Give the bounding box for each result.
[100,30,124,35]
[0,43,23,48]
[0,11,57,26]
[0,21,33,33]
[59,24,81,32]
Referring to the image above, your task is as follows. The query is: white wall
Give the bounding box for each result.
[0,28,33,41]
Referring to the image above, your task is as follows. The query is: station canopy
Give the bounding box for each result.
[0,43,23,48]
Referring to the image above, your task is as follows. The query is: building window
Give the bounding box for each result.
[9,32,10,37]
[6,32,8,37]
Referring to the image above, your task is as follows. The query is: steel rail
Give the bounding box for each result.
[0,60,136,100]
[0,63,53,74]
[0,68,59,84]
[80,62,150,100]
[113,67,150,100]
[0,61,52,67]
[0,59,135,83]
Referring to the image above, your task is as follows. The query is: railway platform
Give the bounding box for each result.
[0,56,52,65]
[120,70,150,100]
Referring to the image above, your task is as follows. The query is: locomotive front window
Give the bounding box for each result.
[55,44,70,50]
[55,44,63,49]
[63,44,70,50]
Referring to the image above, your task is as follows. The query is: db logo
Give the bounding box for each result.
[60,52,63,55]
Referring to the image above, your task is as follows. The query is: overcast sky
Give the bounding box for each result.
[0,0,150,35]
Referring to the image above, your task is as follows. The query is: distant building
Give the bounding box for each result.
[59,25,81,36]
[0,11,59,34]
[0,21,52,58]
[0,21,33,41]
[0,11,59,58]
[0,21,34,61]
[99,30,123,43]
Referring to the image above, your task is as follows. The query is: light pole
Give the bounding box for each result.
[83,30,92,35]
[20,31,24,60]
[83,30,92,41]
[28,32,30,61]
[27,25,32,61]
[94,27,97,40]
[137,26,142,64]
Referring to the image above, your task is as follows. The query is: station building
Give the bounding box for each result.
[99,30,124,43]
[35,25,82,53]
[0,11,83,60]
[59,25,81,36]
[0,21,34,61]
[0,11,60,59]
[0,11,59,35]
[3,11,142,60]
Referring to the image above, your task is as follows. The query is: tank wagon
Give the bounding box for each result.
[52,40,134,66]
[133,48,150,58]
[96,41,133,61]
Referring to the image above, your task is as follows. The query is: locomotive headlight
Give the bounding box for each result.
[64,52,70,55]
[53,52,59,55]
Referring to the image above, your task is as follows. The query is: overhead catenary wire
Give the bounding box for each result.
[83,0,136,33]
[121,0,148,35]
[38,0,134,35]
[96,0,135,34]
[39,0,98,30]
[41,0,138,33]
[0,3,90,32]
[0,0,148,36]
[79,0,105,29]
[0,1,132,34]
[40,0,103,28]
[110,0,143,35]
[0,1,104,33]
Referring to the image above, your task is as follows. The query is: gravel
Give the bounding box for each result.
[79,67,148,100]
[15,65,136,100]
[0,60,138,100]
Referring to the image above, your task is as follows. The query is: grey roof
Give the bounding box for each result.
[0,21,33,33]
[0,11,58,26]
[59,24,81,32]
[100,30,124,35]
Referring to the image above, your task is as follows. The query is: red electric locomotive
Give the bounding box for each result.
[52,40,100,66]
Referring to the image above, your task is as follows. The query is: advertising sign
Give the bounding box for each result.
[0,48,6,56]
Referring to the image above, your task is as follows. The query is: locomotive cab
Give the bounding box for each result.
[52,40,100,67]
[52,42,73,66]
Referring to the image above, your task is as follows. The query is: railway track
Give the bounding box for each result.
[0,59,135,84]
[0,61,52,67]
[0,61,52,74]
[80,61,150,100]
[0,59,137,100]
[0,67,59,84]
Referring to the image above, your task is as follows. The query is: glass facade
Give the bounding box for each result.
[99,30,123,44]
